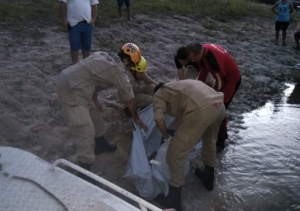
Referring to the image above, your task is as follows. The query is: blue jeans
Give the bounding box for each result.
[68,21,93,52]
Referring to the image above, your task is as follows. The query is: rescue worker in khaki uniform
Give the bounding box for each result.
[153,79,225,211]
[123,56,157,116]
[56,43,147,182]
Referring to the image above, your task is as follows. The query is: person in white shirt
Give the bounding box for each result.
[60,0,99,64]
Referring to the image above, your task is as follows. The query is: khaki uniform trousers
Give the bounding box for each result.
[62,102,106,164]
[167,103,225,187]
[135,84,155,108]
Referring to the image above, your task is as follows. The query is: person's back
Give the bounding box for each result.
[154,79,224,119]
[153,80,225,210]
[57,51,132,106]
[202,44,239,73]
[198,44,240,94]
[55,43,147,187]
[276,0,290,22]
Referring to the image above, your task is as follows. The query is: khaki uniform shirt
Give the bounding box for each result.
[56,51,134,107]
[153,79,224,120]
[127,71,155,93]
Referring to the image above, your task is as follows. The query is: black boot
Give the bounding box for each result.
[194,165,214,191]
[77,162,98,186]
[216,138,226,153]
[156,185,182,211]
[216,116,228,153]
[94,136,117,155]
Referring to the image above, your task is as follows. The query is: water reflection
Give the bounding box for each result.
[217,83,300,211]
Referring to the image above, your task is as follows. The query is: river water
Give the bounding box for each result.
[182,83,300,211]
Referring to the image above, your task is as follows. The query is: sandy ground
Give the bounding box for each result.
[0,11,300,210]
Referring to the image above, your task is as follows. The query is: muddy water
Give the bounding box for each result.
[183,84,300,211]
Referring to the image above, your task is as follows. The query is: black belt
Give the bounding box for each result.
[79,20,87,23]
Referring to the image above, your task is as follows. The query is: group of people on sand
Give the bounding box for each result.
[56,41,241,211]
[56,0,296,210]
[56,36,242,211]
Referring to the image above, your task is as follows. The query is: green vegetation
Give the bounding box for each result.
[0,0,59,24]
[0,0,278,26]
[99,0,275,20]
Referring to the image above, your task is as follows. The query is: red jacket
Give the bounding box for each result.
[197,44,241,104]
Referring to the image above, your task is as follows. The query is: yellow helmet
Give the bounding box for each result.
[131,56,147,72]
[122,43,141,66]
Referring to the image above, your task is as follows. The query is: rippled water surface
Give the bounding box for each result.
[183,84,300,211]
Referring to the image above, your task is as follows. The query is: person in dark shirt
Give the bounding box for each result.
[174,46,200,80]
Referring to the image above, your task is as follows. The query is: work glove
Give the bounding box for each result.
[160,129,175,145]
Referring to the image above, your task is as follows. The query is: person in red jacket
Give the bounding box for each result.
[186,42,241,153]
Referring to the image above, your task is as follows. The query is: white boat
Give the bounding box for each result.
[289,64,300,83]
[0,146,162,211]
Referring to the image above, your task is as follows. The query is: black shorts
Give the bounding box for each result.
[118,0,130,7]
[275,21,290,31]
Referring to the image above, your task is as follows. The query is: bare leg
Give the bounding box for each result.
[82,50,90,59]
[71,51,79,64]
[127,7,132,20]
[282,30,287,46]
[118,7,122,18]
[275,30,279,45]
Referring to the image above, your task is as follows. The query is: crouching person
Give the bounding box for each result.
[130,56,157,108]
[56,43,147,183]
[153,79,225,211]
[123,56,157,116]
